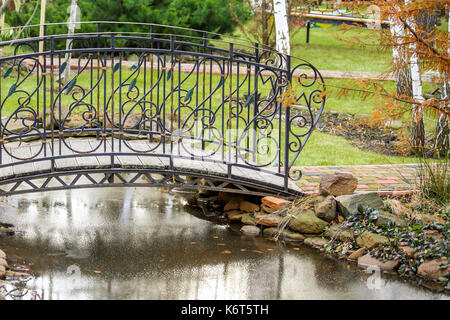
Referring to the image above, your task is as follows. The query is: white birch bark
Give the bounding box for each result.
[63,0,78,86]
[273,0,290,59]
[405,0,425,147]
[405,0,424,110]
[434,13,449,154]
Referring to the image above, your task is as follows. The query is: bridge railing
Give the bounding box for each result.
[0,22,325,192]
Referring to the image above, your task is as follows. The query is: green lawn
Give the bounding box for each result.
[295,131,418,166]
[230,23,393,72]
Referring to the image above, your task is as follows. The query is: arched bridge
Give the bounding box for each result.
[0,22,326,199]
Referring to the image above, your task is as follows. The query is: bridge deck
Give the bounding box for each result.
[0,138,302,197]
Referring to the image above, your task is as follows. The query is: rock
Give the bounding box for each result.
[0,265,5,278]
[288,209,329,234]
[240,201,260,213]
[323,223,354,242]
[419,214,446,225]
[304,237,328,248]
[38,103,71,129]
[0,258,8,269]
[0,249,5,259]
[424,230,443,242]
[356,231,388,249]
[319,172,358,196]
[384,199,411,216]
[241,213,257,226]
[358,253,399,271]
[226,210,244,221]
[398,245,415,258]
[240,225,260,235]
[314,195,337,222]
[336,192,384,217]
[261,204,276,214]
[254,213,283,227]
[224,199,241,212]
[261,196,291,211]
[375,210,408,227]
[218,192,243,204]
[348,247,366,260]
[263,227,305,241]
[418,257,450,280]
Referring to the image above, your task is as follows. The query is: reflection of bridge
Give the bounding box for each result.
[0,22,326,198]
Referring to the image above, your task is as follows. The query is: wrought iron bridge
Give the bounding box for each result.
[0,22,326,199]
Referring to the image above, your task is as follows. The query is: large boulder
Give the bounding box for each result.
[314,195,337,222]
[417,257,450,280]
[241,213,257,226]
[240,225,261,235]
[0,265,5,279]
[263,227,305,241]
[319,172,358,196]
[0,258,8,269]
[356,231,388,249]
[288,209,329,234]
[304,237,328,248]
[358,253,399,271]
[0,249,5,259]
[226,210,244,221]
[348,247,366,260]
[223,199,240,211]
[261,196,291,211]
[375,210,408,227]
[254,213,283,227]
[240,201,260,213]
[323,223,354,242]
[336,192,384,217]
[261,204,276,214]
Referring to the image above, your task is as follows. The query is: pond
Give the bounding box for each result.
[0,187,447,300]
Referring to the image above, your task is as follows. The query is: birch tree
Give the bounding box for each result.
[434,9,449,156]
[62,0,78,86]
[273,0,290,58]
[388,4,413,99]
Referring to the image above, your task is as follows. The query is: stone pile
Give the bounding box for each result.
[193,171,449,289]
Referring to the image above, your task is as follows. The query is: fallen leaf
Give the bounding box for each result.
[93,270,101,274]
[217,243,225,246]
[293,247,300,251]
[212,236,219,239]
[190,242,197,245]
[221,250,232,254]
[251,250,264,254]
[240,249,247,252]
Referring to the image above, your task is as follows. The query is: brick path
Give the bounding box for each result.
[293,163,421,195]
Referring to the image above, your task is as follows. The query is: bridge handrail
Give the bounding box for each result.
[0,21,326,193]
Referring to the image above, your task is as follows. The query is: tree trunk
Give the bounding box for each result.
[388,8,413,98]
[63,0,78,86]
[261,0,270,48]
[434,12,449,157]
[273,0,290,59]
[406,0,425,150]
[434,95,449,157]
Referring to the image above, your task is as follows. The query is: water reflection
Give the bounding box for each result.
[0,188,448,300]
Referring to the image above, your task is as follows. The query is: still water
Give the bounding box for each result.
[0,187,447,300]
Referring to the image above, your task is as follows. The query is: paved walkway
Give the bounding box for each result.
[294,163,421,195]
